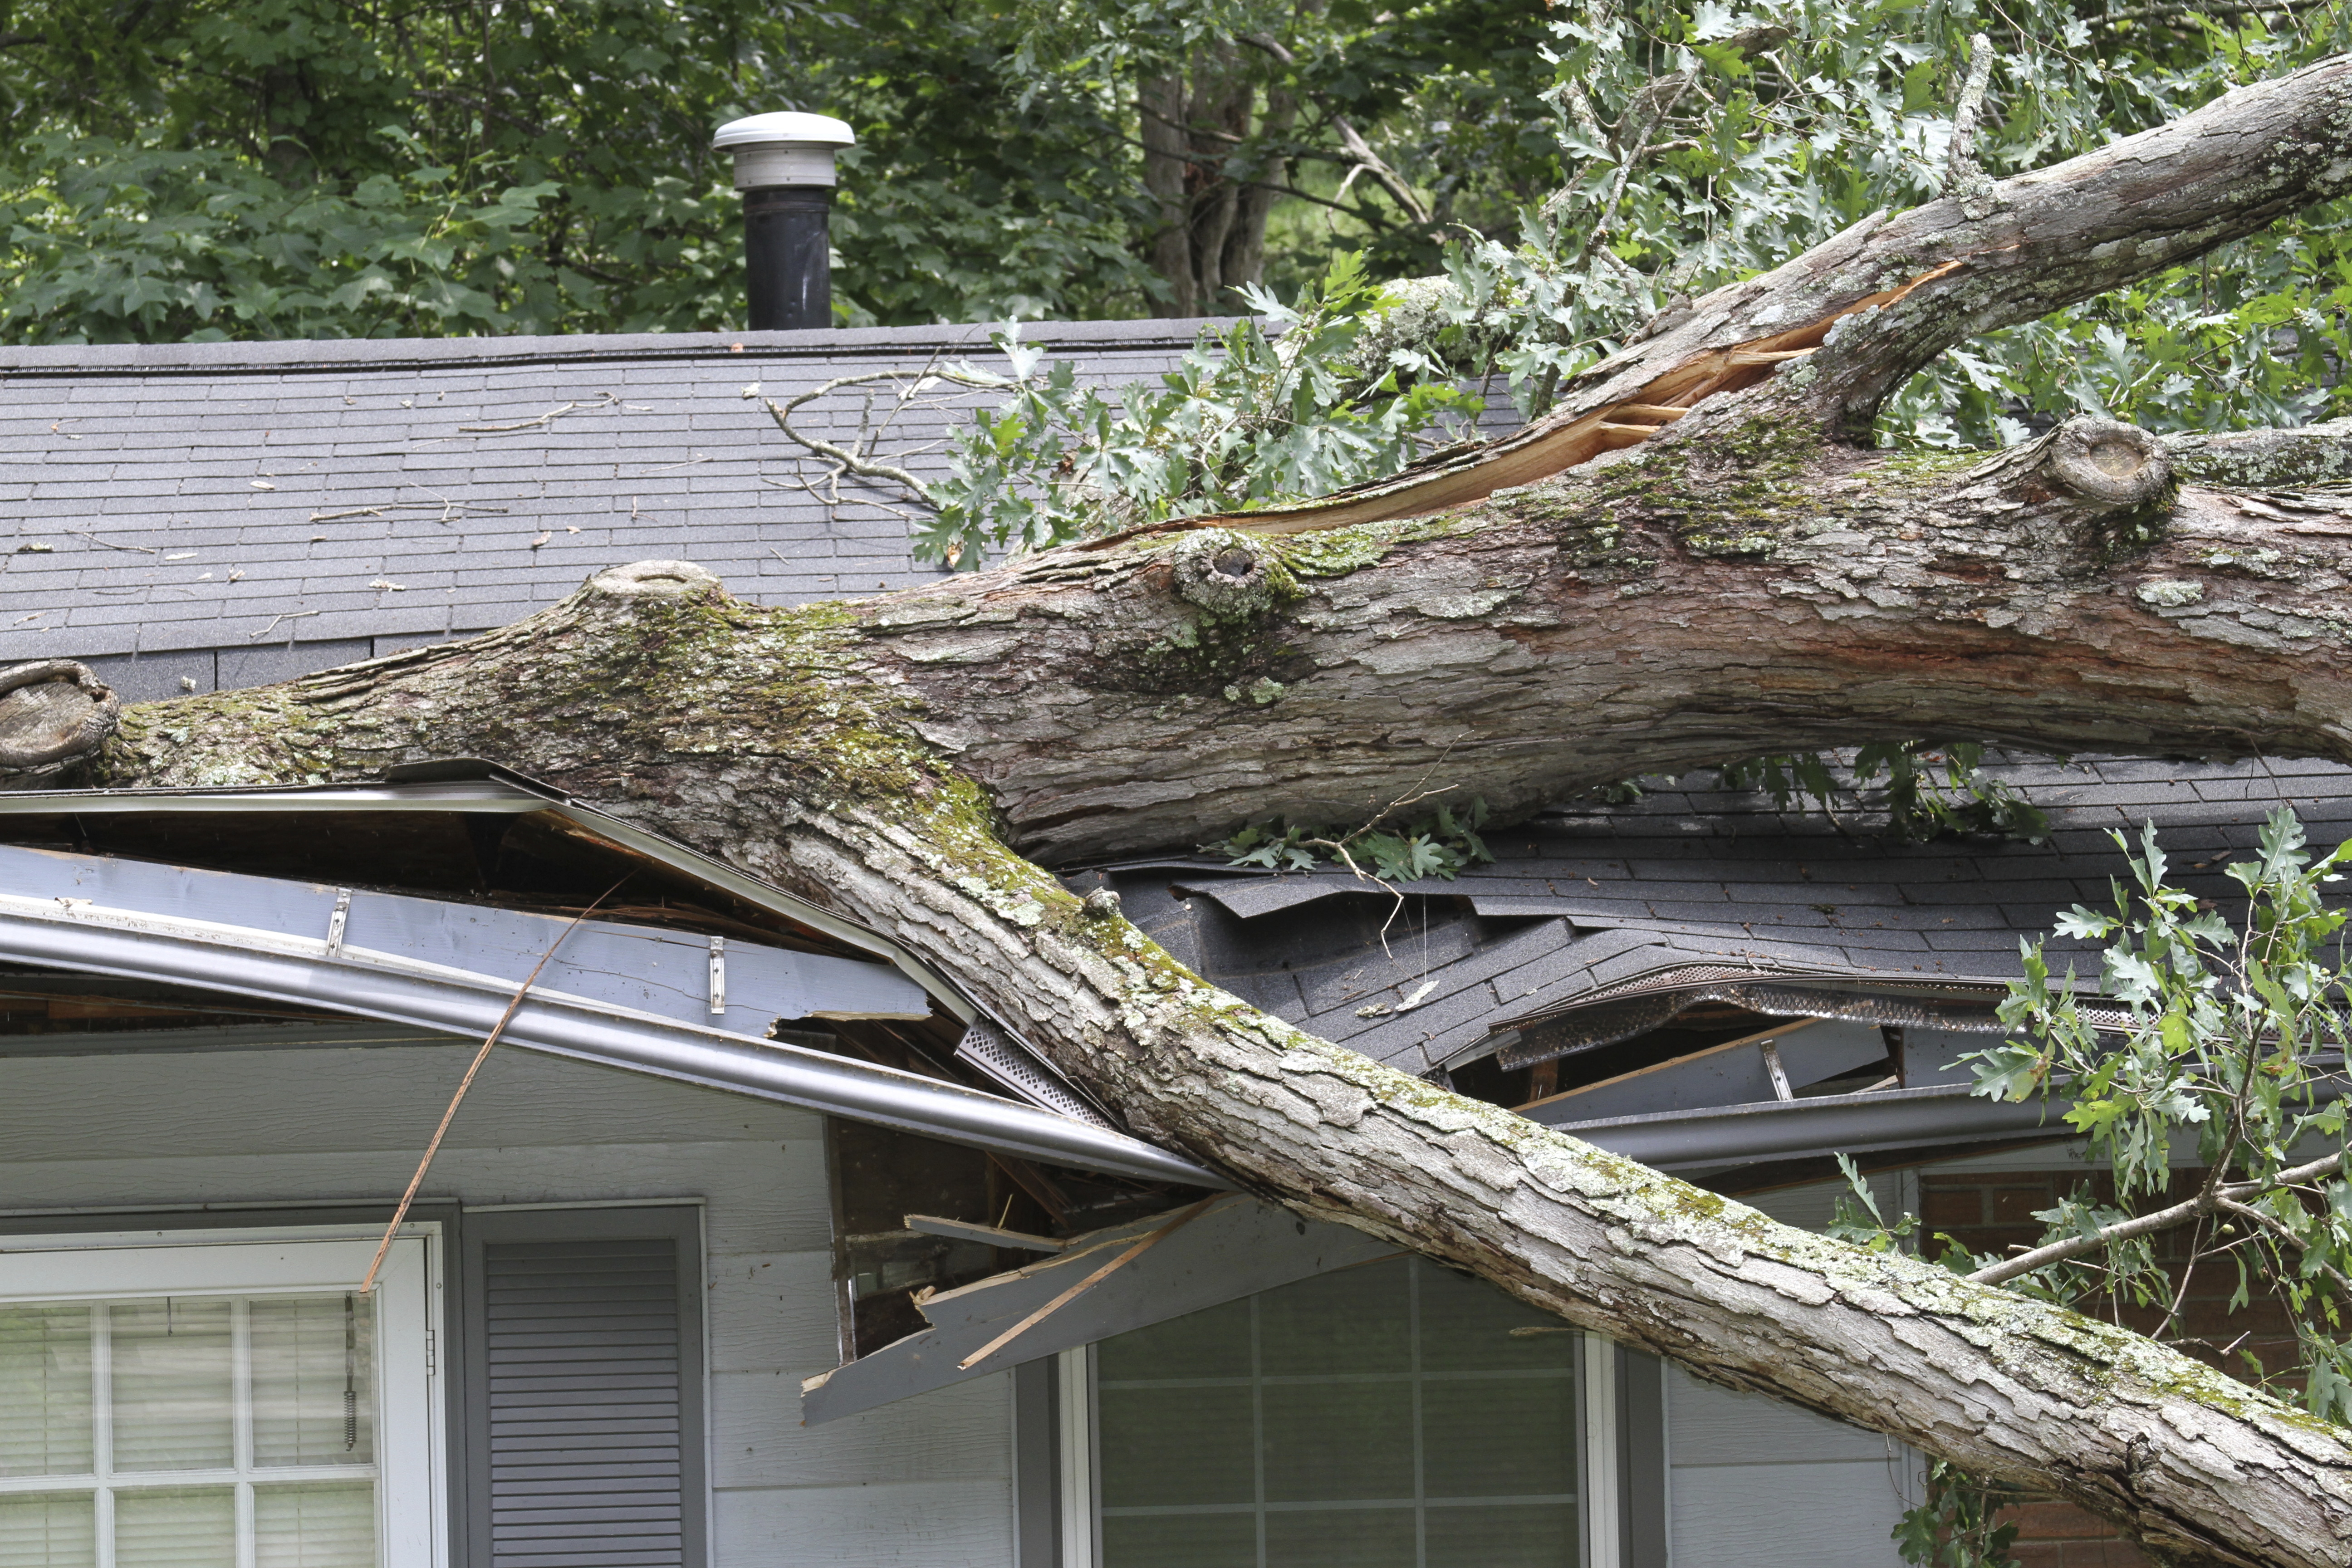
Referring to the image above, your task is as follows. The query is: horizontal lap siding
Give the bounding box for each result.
[484,1239,688,1568]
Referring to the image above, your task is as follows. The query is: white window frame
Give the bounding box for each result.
[0,1224,446,1568]
[1065,1306,1615,1568]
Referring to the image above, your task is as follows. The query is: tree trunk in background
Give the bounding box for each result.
[40,52,2352,1568]
[1138,45,1291,315]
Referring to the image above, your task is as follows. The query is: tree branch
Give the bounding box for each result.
[1192,53,2352,536]
[1237,32,1431,225]
[1971,1184,2219,1286]
[1944,33,1996,202]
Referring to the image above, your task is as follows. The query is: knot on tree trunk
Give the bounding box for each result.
[1168,529,1294,620]
[1966,417,2176,541]
[586,560,727,600]
[0,660,118,770]
[2044,419,2173,512]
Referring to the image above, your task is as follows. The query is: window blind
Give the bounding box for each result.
[475,1229,699,1568]
[0,1295,379,1568]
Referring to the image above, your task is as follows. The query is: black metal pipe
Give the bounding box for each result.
[743,185,832,332]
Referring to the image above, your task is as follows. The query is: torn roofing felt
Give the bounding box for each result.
[1066,754,2352,1079]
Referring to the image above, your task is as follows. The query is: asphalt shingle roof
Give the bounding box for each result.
[1080,755,2352,1076]
[0,319,1215,699]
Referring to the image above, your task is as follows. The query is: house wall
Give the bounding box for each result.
[0,1039,1017,1568]
[1661,1171,1921,1568]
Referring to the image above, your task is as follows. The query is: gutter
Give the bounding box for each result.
[1536,1082,2073,1168]
[0,890,1221,1188]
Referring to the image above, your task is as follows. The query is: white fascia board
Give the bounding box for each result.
[0,877,1219,1189]
[0,773,978,1021]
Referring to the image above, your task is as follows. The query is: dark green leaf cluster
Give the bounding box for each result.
[1220,796,1494,883]
[1890,1460,2024,1568]
[916,253,1482,564]
[0,0,1158,340]
[1713,742,2051,845]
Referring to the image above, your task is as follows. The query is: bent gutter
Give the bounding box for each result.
[0,772,980,1022]
[0,895,1223,1189]
[1535,1082,2073,1168]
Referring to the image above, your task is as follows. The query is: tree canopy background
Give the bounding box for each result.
[5,0,2346,450]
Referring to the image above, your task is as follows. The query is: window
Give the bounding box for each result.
[1089,1256,1585,1568]
[0,1230,441,1568]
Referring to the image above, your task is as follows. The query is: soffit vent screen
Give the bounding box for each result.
[481,1238,689,1568]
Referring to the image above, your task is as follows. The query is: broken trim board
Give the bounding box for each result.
[799,1197,1396,1424]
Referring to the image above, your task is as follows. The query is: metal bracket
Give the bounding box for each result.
[325,889,352,958]
[708,935,726,1016]
[1759,1037,1795,1101]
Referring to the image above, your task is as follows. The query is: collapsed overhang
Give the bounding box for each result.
[802,1196,1392,1424]
[0,775,1222,1188]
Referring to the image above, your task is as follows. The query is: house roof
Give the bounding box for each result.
[0,319,1213,699]
[11,318,2344,1185]
[1077,752,2352,1080]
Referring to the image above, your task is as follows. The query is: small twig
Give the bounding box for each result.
[70,530,159,555]
[1945,34,1997,201]
[358,878,627,1294]
[2217,1196,2352,1299]
[454,391,618,435]
[249,610,323,642]
[458,401,582,434]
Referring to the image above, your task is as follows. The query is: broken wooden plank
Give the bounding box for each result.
[799,1197,1395,1424]
[904,1214,1068,1252]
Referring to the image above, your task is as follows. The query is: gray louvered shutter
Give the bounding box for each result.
[470,1218,703,1568]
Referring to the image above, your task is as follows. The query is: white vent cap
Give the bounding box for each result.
[713,112,855,151]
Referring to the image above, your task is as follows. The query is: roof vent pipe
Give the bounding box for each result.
[713,112,856,332]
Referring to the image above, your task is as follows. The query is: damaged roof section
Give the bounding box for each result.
[1073,755,2352,1079]
[1065,754,2352,1177]
[0,764,1219,1187]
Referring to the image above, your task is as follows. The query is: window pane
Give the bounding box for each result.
[1100,1514,1256,1568]
[1257,1265,1408,1376]
[252,1296,373,1469]
[1425,1501,1579,1568]
[1098,1298,1250,1382]
[255,1483,376,1568]
[1100,1385,1255,1508]
[1098,1259,1583,1568]
[1263,1507,1416,1568]
[113,1488,233,1568]
[1260,1382,1413,1504]
[0,1308,93,1477]
[110,1303,234,1474]
[0,1494,95,1568]
[1416,1264,1575,1374]
[1421,1379,1576,1499]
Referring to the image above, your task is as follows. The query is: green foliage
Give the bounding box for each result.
[1410,0,2352,431]
[0,0,1159,341]
[1,130,589,339]
[1892,1460,2024,1568]
[1964,808,2352,1420]
[1827,1153,1919,1253]
[1714,742,2050,844]
[916,253,1481,564]
[1220,796,1494,883]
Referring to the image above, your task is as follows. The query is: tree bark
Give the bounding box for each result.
[38,54,2352,1568]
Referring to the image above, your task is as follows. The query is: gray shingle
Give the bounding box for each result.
[4,321,1212,663]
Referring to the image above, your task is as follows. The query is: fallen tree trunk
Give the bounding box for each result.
[39,52,2352,1568]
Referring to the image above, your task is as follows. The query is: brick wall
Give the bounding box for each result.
[1919,1164,2307,1568]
